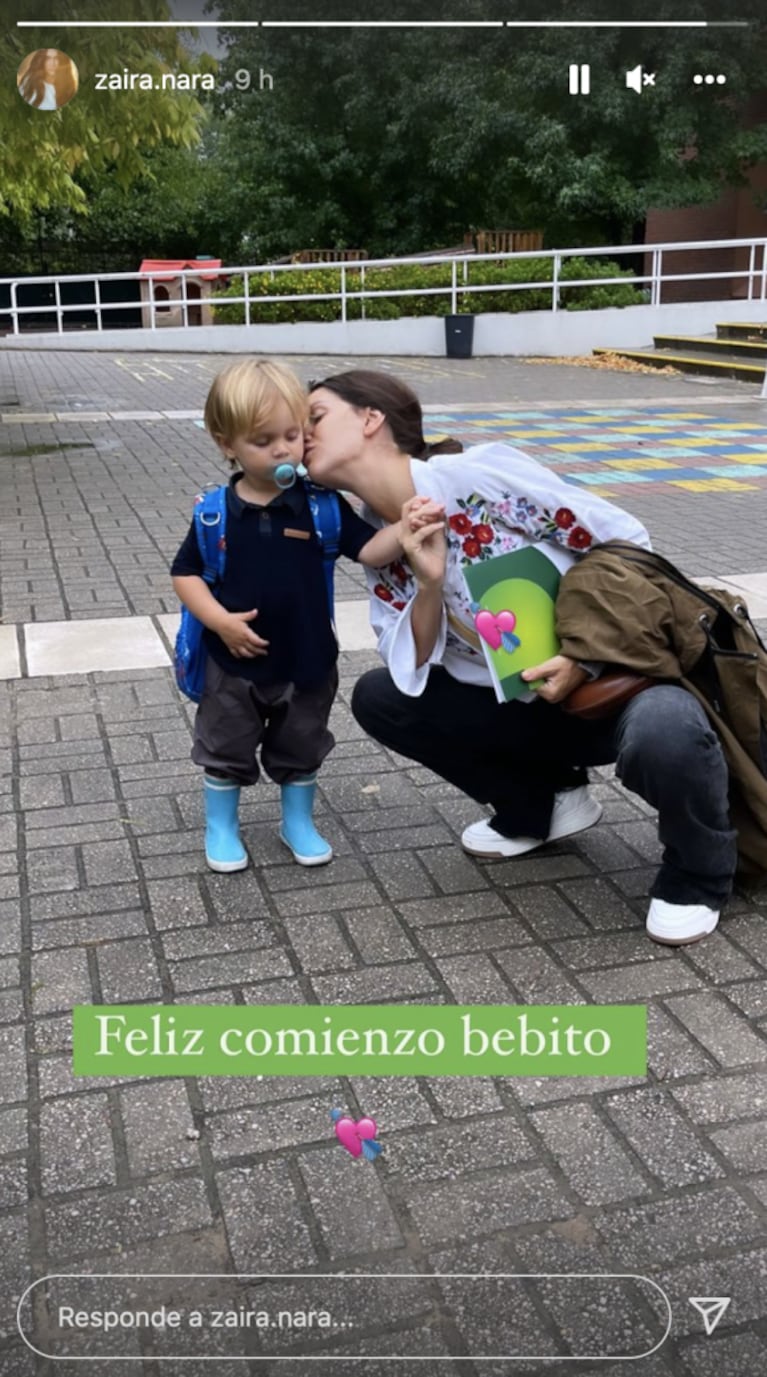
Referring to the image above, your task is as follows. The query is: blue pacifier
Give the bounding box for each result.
[274,462,297,489]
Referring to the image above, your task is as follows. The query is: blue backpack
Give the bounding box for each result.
[174,481,342,703]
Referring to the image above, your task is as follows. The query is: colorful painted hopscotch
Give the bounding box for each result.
[424,407,767,496]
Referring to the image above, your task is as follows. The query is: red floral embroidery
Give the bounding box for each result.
[567,526,592,550]
[451,490,596,567]
[374,583,394,602]
[392,600,406,611]
[389,560,408,584]
[473,523,493,545]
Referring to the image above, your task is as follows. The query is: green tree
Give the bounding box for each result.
[210,0,767,256]
[0,140,241,276]
[2,0,212,218]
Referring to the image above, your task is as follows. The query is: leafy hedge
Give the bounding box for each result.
[211,256,644,324]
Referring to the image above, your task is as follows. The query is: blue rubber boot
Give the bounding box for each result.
[203,775,248,873]
[279,774,333,866]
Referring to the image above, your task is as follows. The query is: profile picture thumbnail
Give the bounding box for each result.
[17,48,79,111]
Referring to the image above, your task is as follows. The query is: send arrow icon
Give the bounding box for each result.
[688,1297,731,1335]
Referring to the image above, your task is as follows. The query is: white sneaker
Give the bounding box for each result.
[646,899,720,945]
[461,786,602,859]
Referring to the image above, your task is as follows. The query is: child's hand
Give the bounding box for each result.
[218,609,269,659]
[402,495,445,533]
[400,496,447,591]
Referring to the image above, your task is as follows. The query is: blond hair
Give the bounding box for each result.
[204,359,307,445]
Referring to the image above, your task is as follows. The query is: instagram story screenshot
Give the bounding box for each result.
[1,1,767,1374]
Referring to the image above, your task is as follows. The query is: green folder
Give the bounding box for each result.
[462,546,562,703]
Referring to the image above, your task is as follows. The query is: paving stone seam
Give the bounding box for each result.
[505,1255,612,1371]
[24,1058,767,1123]
[455,1188,765,1257]
[49,447,164,621]
[202,1122,550,1179]
[655,1029,767,1079]
[710,926,767,981]
[656,990,767,1071]
[542,1090,663,1202]
[601,1084,756,1194]
[263,1310,474,1373]
[181,1071,237,1267]
[332,906,409,970]
[381,903,521,1007]
[504,1232,674,1371]
[35,1158,209,1206]
[84,943,101,1004]
[108,419,221,611]
[105,1082,133,1191]
[88,684,239,1249]
[440,854,705,1041]
[725,1180,767,1238]
[284,1149,363,1272]
[285,723,525,1009]
[12,698,52,1361]
[668,1106,767,1131]
[92,675,286,1003]
[718,984,767,1030]
[26,448,94,629]
[2,392,766,423]
[501,876,658,953]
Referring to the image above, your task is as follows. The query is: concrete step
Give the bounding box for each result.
[717,321,767,342]
[592,346,765,383]
[653,333,767,360]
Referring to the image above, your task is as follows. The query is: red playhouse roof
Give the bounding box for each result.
[139,258,222,280]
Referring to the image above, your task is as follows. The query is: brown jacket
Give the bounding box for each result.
[556,542,767,883]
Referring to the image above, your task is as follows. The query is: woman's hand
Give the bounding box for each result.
[400,495,447,590]
[521,655,587,703]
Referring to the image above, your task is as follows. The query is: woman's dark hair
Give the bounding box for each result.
[309,370,462,459]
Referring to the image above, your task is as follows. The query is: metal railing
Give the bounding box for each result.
[2,237,766,336]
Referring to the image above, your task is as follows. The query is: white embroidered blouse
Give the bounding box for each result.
[361,442,652,697]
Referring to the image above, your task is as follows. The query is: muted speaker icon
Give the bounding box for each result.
[626,65,656,93]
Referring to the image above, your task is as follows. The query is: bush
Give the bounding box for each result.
[558,257,644,311]
[211,256,644,324]
[211,269,346,324]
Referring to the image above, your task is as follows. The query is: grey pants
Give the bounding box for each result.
[192,658,338,786]
[613,685,737,908]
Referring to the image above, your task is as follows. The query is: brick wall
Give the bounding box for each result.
[645,92,767,302]
[645,193,740,302]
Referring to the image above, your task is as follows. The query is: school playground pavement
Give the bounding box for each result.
[0,348,766,1376]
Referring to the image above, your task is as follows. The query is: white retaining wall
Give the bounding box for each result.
[3,297,766,355]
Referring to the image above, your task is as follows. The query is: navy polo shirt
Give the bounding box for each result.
[171,475,376,686]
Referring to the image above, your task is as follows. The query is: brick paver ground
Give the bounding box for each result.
[0,349,766,1376]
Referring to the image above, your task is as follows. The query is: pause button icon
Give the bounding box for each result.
[569,63,591,95]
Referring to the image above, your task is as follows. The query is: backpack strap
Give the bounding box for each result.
[304,480,342,620]
[193,485,228,587]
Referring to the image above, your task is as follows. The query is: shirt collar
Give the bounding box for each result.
[226,472,306,519]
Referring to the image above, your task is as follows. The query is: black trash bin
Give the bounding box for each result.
[444,313,475,359]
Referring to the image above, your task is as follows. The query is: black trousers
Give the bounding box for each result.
[351,668,738,906]
[351,666,616,836]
